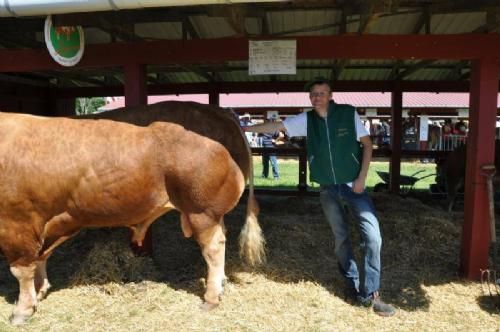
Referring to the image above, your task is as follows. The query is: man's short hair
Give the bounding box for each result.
[304,77,332,92]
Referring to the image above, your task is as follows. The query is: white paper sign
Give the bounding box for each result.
[249,40,296,75]
[419,115,429,141]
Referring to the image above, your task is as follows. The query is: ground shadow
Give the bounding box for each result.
[0,256,18,304]
[477,295,500,314]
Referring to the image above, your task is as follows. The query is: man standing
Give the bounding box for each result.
[259,118,280,179]
[243,78,395,317]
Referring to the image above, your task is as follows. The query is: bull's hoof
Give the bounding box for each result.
[199,301,219,311]
[37,286,51,301]
[9,313,30,326]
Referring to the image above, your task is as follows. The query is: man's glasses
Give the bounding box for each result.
[309,92,329,97]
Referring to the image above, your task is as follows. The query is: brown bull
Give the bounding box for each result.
[441,140,500,212]
[0,101,264,325]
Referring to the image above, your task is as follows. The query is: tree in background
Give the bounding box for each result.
[75,97,105,115]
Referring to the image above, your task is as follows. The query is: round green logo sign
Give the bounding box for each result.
[44,15,84,67]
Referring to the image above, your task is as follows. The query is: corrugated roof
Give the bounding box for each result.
[74,5,495,86]
[5,2,497,88]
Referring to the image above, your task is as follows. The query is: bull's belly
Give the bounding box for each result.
[66,190,174,228]
[74,211,165,228]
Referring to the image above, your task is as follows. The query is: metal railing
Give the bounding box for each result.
[434,134,467,151]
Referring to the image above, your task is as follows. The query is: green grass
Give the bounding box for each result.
[253,157,437,192]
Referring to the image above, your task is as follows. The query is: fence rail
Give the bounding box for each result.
[434,134,467,151]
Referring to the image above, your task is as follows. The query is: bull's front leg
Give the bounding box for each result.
[193,216,226,310]
[9,263,37,325]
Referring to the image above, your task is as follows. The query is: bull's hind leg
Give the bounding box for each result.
[9,263,37,325]
[34,259,51,301]
[190,213,226,310]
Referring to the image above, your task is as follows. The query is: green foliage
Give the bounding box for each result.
[75,97,106,115]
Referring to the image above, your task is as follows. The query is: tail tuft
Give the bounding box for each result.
[238,121,265,266]
[239,187,265,266]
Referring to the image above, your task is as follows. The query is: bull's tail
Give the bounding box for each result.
[238,133,266,266]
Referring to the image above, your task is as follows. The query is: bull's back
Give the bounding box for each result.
[0,113,160,221]
[83,101,251,180]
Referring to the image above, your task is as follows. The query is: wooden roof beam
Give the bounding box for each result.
[388,60,403,80]
[344,5,382,79]
[97,22,143,42]
[393,59,437,80]
[412,5,431,34]
[222,5,249,37]
[446,60,469,80]
[473,7,500,33]
[358,13,380,34]
[104,74,123,86]
[178,64,220,83]
[1,35,499,72]
[330,59,348,81]
[182,17,200,40]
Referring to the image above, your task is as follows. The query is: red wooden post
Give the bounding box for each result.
[460,58,499,279]
[123,63,152,256]
[389,87,402,194]
[209,90,219,106]
[124,64,147,107]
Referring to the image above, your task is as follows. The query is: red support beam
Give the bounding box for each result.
[389,87,402,194]
[460,57,499,279]
[209,91,220,106]
[123,64,147,107]
[1,35,500,72]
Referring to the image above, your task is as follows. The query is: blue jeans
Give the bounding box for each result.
[262,154,279,178]
[319,183,382,299]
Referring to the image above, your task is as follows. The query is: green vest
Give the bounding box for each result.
[306,102,362,185]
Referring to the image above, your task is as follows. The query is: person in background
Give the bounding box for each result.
[441,119,454,150]
[239,114,254,145]
[242,77,396,317]
[455,120,467,136]
[259,119,280,180]
[259,117,280,179]
[380,120,391,146]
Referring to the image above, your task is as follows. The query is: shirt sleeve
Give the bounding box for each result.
[283,111,308,137]
[354,111,369,141]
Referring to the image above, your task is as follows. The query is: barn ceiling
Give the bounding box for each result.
[0,0,499,91]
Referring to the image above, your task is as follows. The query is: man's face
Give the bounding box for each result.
[309,83,331,110]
